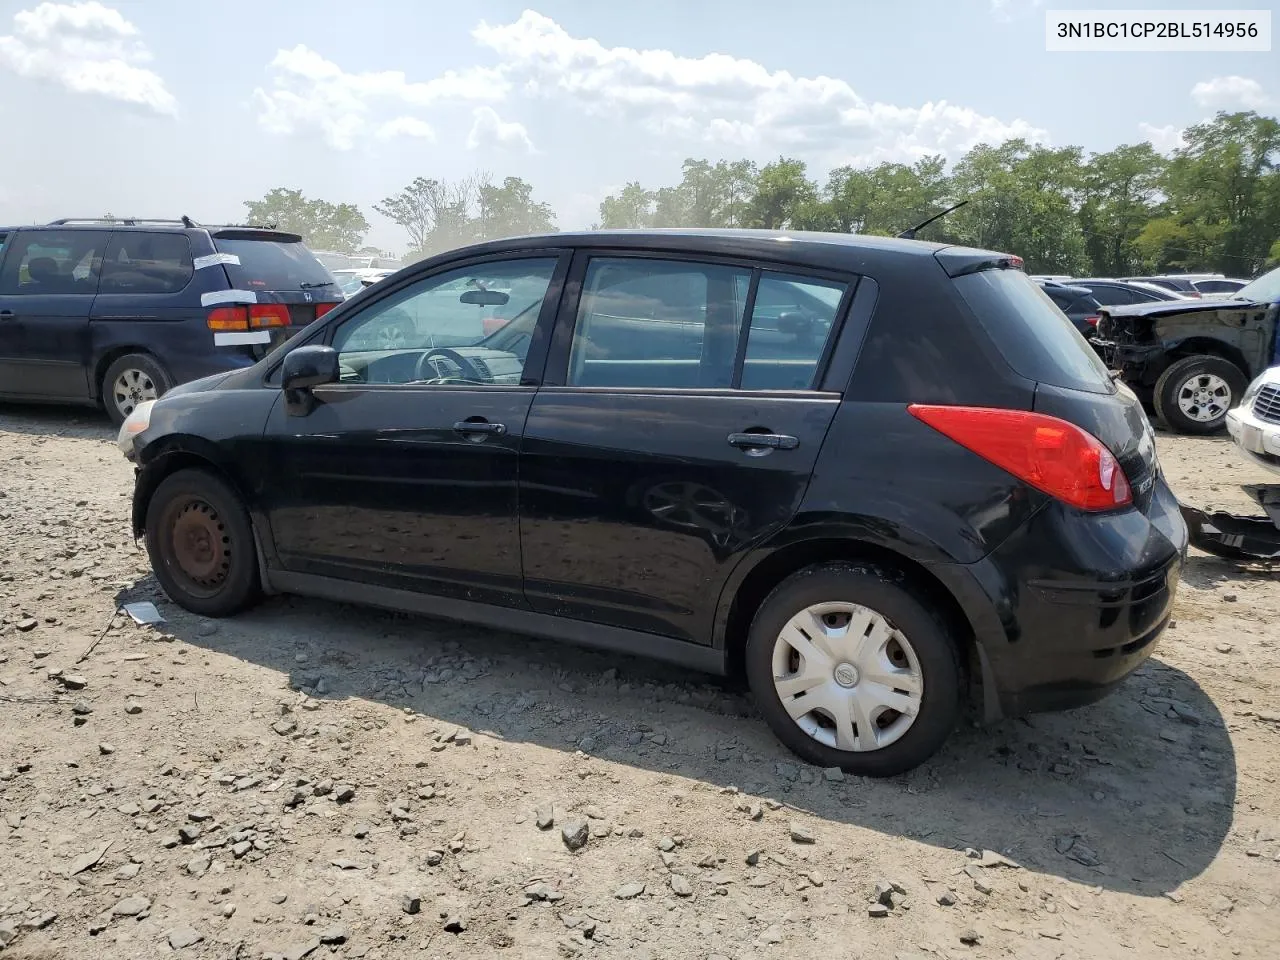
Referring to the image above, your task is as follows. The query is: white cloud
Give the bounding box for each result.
[1190,75,1271,111]
[1138,122,1185,155]
[471,11,1045,166]
[376,116,435,141]
[252,44,507,150]
[989,0,1044,21]
[0,1,176,115]
[466,106,534,152]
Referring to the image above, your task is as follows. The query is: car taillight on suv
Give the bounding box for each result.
[908,405,1133,511]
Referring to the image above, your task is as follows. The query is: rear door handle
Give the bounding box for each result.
[454,419,507,437]
[728,432,799,450]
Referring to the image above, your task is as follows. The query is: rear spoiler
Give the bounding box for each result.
[934,245,1024,279]
[211,229,304,243]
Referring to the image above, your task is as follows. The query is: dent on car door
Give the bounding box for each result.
[519,254,857,643]
[0,229,105,399]
[261,253,568,607]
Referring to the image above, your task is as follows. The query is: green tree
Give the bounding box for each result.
[475,176,557,239]
[948,141,1088,273]
[598,182,655,228]
[1154,111,1280,274]
[1078,143,1166,276]
[744,158,818,229]
[243,188,369,253]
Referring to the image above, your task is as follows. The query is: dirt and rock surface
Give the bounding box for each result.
[1,404,1278,960]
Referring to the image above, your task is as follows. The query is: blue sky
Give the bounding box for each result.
[0,0,1274,251]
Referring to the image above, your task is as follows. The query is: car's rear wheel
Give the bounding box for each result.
[145,468,261,617]
[745,563,962,777]
[1153,355,1246,435]
[103,353,171,426]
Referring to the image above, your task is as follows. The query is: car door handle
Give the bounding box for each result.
[453,419,507,437]
[0,310,14,320]
[728,432,799,450]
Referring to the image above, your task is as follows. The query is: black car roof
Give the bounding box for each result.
[417,228,1009,275]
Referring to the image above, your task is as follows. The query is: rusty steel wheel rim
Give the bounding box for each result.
[166,499,232,597]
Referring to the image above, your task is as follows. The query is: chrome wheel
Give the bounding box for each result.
[375,324,407,350]
[112,368,159,418]
[771,602,924,752]
[1176,373,1231,423]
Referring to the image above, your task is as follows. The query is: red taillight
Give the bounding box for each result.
[908,405,1132,511]
[207,306,248,330]
[249,304,289,328]
[1006,255,1024,270]
[1084,315,1100,327]
[315,302,338,319]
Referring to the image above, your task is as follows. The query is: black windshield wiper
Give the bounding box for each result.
[300,280,335,289]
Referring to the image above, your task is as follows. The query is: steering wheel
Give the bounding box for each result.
[414,347,487,384]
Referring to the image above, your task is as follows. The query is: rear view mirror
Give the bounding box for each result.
[460,289,510,307]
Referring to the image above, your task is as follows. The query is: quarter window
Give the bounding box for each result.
[100,232,194,294]
[740,273,846,390]
[330,258,558,386]
[566,257,847,391]
[0,231,108,295]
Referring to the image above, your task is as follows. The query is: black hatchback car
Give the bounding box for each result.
[118,230,1188,775]
[0,218,341,424]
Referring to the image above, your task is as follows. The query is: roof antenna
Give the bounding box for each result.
[897,200,968,240]
[181,215,197,228]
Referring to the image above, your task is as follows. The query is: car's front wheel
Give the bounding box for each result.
[1153,355,1246,435]
[144,468,261,617]
[745,563,962,777]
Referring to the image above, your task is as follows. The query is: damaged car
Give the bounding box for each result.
[1092,265,1280,434]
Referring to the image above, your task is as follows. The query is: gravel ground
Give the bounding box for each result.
[1,404,1278,960]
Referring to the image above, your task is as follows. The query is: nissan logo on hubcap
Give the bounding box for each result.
[834,662,859,688]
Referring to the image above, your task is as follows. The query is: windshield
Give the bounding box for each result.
[1236,266,1280,304]
[214,238,337,293]
[955,268,1115,395]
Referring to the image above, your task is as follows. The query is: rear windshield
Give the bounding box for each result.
[213,238,338,294]
[955,268,1114,395]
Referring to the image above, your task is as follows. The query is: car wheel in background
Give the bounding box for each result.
[744,562,963,777]
[103,353,172,426]
[1153,355,1247,435]
[144,468,261,617]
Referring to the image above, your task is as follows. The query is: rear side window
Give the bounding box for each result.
[100,232,194,294]
[0,230,107,295]
[954,269,1114,395]
[567,257,847,391]
[740,273,845,390]
[569,258,750,389]
[213,237,337,293]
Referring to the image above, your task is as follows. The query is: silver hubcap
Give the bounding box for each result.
[771,602,924,753]
[113,368,158,417]
[1176,373,1231,422]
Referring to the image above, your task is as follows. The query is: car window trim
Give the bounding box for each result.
[541,249,860,392]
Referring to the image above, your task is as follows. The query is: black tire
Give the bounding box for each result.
[102,353,172,426]
[1153,355,1246,435]
[144,468,261,617]
[744,562,963,778]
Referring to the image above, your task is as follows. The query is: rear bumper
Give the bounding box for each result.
[933,478,1187,719]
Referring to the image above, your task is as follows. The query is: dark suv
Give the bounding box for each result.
[118,230,1187,775]
[0,218,341,424]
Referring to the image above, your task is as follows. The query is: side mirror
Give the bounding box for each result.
[282,344,339,392]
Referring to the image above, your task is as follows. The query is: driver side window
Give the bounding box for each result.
[330,258,558,386]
